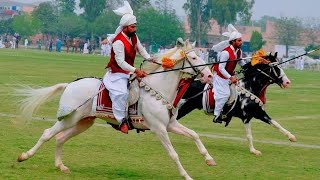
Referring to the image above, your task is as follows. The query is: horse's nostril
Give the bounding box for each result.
[208,75,212,78]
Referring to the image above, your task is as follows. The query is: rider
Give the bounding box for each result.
[211,24,246,124]
[102,1,152,134]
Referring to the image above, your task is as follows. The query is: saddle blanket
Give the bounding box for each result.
[202,84,215,114]
[92,83,143,123]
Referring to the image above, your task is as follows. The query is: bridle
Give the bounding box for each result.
[179,48,207,78]
[254,60,285,86]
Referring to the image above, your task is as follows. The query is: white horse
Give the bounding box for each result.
[16,39,214,180]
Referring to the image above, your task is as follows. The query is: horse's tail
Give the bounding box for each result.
[15,83,68,122]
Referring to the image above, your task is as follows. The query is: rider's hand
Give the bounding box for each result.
[135,69,148,78]
[148,57,156,63]
[229,76,238,84]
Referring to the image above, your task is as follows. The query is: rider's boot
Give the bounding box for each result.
[213,114,223,124]
[119,118,129,134]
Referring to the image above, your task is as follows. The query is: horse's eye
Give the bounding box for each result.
[192,57,196,60]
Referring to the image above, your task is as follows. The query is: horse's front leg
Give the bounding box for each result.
[258,112,296,142]
[153,126,193,180]
[168,120,216,166]
[243,122,262,155]
[270,119,297,142]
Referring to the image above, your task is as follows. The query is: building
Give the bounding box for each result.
[0,0,35,20]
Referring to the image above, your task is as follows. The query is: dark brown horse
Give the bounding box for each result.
[65,38,81,53]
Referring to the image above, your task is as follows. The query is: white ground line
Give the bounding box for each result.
[1,113,320,149]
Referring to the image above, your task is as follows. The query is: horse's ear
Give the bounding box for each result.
[274,52,278,58]
[191,41,196,48]
[176,37,184,47]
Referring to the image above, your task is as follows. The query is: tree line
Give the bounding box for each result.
[0,0,319,56]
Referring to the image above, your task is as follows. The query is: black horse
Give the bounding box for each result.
[177,52,296,155]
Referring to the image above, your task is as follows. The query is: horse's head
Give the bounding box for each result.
[162,38,213,84]
[244,51,291,89]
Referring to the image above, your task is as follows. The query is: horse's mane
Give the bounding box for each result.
[141,47,179,73]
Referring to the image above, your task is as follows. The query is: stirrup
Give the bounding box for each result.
[213,115,223,124]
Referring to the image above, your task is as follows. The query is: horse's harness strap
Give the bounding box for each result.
[139,80,175,111]
[184,84,211,102]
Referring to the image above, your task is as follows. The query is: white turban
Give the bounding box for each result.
[211,24,242,52]
[108,1,137,42]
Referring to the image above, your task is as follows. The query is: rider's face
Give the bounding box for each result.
[124,24,137,37]
[232,38,242,49]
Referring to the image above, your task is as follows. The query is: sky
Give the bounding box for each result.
[12,0,320,20]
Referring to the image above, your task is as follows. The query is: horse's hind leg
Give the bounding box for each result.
[167,120,216,166]
[152,126,193,180]
[244,122,262,155]
[55,117,95,173]
[17,113,82,162]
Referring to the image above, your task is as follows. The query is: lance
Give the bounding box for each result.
[278,47,320,65]
[147,55,257,75]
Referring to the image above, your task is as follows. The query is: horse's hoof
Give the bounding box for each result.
[206,159,217,166]
[289,135,297,142]
[17,153,27,162]
[251,150,262,156]
[57,164,70,173]
[58,165,70,173]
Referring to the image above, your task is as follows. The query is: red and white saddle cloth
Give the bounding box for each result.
[92,82,145,128]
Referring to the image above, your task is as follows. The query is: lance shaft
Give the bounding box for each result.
[279,47,320,65]
[148,56,255,75]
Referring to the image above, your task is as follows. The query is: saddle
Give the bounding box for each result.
[92,79,147,131]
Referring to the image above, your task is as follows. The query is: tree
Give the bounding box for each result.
[274,17,302,57]
[300,17,320,45]
[250,15,278,32]
[305,44,320,59]
[79,0,106,22]
[79,0,106,40]
[183,0,210,46]
[12,14,41,37]
[136,8,184,50]
[249,31,265,52]
[56,14,86,38]
[207,0,255,37]
[32,2,58,36]
[57,0,76,15]
[0,19,14,35]
[94,11,119,37]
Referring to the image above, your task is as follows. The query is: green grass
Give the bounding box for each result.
[0,49,319,179]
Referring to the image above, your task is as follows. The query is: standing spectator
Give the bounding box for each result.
[12,36,16,49]
[49,39,53,52]
[15,33,20,49]
[56,38,62,52]
[37,39,42,50]
[299,57,304,70]
[83,41,89,54]
[24,38,28,48]
[101,43,106,56]
[45,39,49,50]
[0,38,4,48]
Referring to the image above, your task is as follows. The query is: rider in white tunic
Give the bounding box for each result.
[211,24,246,123]
[102,1,152,133]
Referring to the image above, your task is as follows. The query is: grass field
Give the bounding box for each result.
[0,49,319,179]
